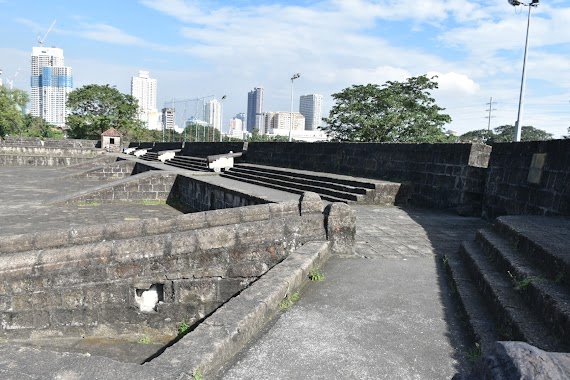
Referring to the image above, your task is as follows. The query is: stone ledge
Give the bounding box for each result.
[147,240,331,378]
[0,240,332,379]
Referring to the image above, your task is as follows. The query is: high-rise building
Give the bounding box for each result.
[162,108,175,131]
[247,87,264,133]
[30,47,73,127]
[204,99,222,132]
[299,94,323,131]
[131,70,159,130]
[264,112,305,133]
[236,113,246,124]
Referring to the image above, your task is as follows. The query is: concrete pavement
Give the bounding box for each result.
[218,206,488,380]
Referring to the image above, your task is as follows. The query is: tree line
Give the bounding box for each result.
[0,77,561,143]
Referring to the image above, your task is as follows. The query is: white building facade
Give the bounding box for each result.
[299,94,323,131]
[204,99,222,132]
[162,108,175,131]
[131,70,159,130]
[30,47,73,127]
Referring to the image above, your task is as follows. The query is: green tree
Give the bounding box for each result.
[0,86,29,137]
[492,125,553,142]
[67,84,142,139]
[459,129,495,144]
[322,75,452,142]
[249,128,290,142]
[183,124,221,142]
[460,125,553,144]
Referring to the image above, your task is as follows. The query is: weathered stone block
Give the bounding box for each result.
[325,202,356,255]
[196,226,237,251]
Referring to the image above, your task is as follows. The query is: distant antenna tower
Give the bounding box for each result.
[37,20,57,46]
[485,97,497,131]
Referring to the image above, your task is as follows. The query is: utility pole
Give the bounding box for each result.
[485,97,497,131]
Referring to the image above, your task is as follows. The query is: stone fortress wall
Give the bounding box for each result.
[0,195,333,340]
[483,139,570,219]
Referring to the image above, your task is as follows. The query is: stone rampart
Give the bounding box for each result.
[1,137,99,148]
[69,160,138,181]
[482,139,570,219]
[43,138,100,148]
[0,197,328,341]
[243,142,491,212]
[57,171,177,204]
[0,146,100,156]
[151,142,183,152]
[170,175,271,211]
[181,142,246,157]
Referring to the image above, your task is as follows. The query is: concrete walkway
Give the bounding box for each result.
[218,206,487,380]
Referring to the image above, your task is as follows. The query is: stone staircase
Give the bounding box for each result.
[163,155,211,172]
[139,151,159,162]
[220,163,407,204]
[445,215,570,355]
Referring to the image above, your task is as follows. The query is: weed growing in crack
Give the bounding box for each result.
[308,269,325,282]
[138,336,151,344]
[192,370,203,380]
[178,320,190,337]
[279,291,300,310]
[465,343,482,363]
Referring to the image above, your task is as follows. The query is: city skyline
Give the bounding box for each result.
[1,1,569,137]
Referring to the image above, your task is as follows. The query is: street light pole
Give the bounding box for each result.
[289,73,301,142]
[220,95,226,142]
[510,0,539,142]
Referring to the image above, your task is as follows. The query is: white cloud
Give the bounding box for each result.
[427,71,480,95]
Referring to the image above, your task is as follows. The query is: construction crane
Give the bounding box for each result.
[6,68,20,90]
[37,20,57,46]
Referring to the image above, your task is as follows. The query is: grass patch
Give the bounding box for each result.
[508,271,542,290]
[465,343,482,363]
[308,269,325,282]
[139,199,167,206]
[442,255,449,270]
[78,201,101,207]
[279,291,300,310]
[192,370,203,380]
[138,335,151,344]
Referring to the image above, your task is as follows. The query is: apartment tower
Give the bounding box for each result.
[30,47,73,127]
[246,87,264,133]
[131,70,159,130]
[299,94,323,131]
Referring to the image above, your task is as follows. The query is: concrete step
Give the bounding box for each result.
[220,172,351,204]
[222,170,364,202]
[234,163,380,189]
[493,216,570,287]
[444,250,499,353]
[139,152,159,162]
[476,227,570,344]
[164,156,210,172]
[229,166,370,196]
[459,240,566,352]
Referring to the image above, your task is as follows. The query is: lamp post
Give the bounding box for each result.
[289,73,301,142]
[220,95,226,142]
[509,0,539,142]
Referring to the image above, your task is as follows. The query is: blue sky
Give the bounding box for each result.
[1,0,569,137]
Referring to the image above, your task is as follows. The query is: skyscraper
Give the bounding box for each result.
[204,99,222,132]
[131,70,159,130]
[162,108,175,131]
[247,87,264,133]
[30,47,73,127]
[299,94,323,131]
